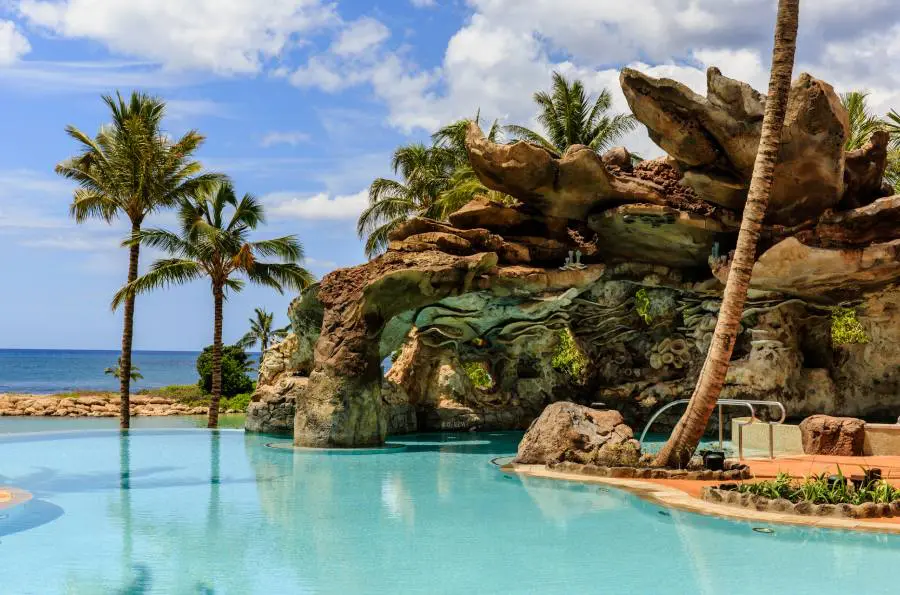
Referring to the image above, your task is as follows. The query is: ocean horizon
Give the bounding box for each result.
[0,348,259,394]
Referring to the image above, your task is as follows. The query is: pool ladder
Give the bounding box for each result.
[638,399,786,460]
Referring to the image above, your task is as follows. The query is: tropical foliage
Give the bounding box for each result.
[840,91,883,151]
[196,344,254,398]
[551,329,589,382]
[57,90,218,428]
[463,361,493,390]
[104,358,143,382]
[505,71,636,155]
[830,307,870,346]
[237,307,289,353]
[738,471,900,505]
[113,180,313,427]
[357,114,504,258]
[885,109,900,191]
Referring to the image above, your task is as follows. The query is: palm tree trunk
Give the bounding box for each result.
[652,0,800,468]
[208,284,224,428]
[118,222,141,429]
[261,336,268,354]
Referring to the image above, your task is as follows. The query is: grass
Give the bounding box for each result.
[737,470,900,505]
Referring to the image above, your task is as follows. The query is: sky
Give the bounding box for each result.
[1,0,899,351]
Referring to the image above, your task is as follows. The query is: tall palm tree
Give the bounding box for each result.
[237,307,289,353]
[505,72,636,155]
[840,91,883,151]
[653,0,801,468]
[357,114,503,259]
[105,358,143,382]
[57,91,219,429]
[113,181,313,428]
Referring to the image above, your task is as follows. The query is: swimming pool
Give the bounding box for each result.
[1,428,897,594]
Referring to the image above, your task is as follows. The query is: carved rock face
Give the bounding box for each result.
[620,67,849,225]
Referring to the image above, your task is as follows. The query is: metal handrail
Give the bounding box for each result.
[638,398,786,460]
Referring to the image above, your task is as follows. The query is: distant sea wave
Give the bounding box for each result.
[0,349,259,394]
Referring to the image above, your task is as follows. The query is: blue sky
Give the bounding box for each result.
[0,0,898,350]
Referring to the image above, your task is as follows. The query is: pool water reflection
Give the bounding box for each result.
[0,429,898,594]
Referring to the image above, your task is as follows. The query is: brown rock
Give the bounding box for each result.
[842,131,891,209]
[601,147,634,172]
[799,415,865,456]
[513,402,641,466]
[465,122,667,220]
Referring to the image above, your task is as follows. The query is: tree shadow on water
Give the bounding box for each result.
[115,565,216,594]
[0,498,64,537]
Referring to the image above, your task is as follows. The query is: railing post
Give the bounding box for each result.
[738,425,744,460]
[769,423,775,459]
[718,403,724,449]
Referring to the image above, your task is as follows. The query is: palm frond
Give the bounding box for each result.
[112,258,203,310]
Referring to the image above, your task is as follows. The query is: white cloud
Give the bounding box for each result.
[166,99,231,120]
[0,60,199,93]
[0,20,30,65]
[260,131,312,147]
[265,190,368,220]
[20,234,119,251]
[331,17,389,57]
[17,0,339,74]
[410,0,436,7]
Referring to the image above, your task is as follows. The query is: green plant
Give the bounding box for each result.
[737,467,900,505]
[221,392,252,412]
[463,361,493,390]
[105,358,143,382]
[237,307,289,353]
[635,288,653,325]
[551,328,589,382]
[196,345,254,398]
[830,307,869,345]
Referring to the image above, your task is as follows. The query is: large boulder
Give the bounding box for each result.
[621,67,849,225]
[799,415,865,456]
[514,402,641,465]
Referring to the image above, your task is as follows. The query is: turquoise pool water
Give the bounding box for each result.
[1,427,898,594]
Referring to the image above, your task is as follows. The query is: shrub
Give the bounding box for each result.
[196,345,254,397]
[551,328,588,382]
[221,392,252,412]
[635,288,653,324]
[463,361,493,389]
[738,470,900,505]
[830,307,869,346]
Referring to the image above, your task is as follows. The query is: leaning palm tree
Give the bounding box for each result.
[506,72,636,155]
[840,91,883,151]
[653,0,801,468]
[237,307,289,353]
[113,181,313,428]
[57,91,219,429]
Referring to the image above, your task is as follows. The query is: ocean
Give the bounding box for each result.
[0,349,258,394]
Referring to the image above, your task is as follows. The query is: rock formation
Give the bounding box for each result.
[799,415,866,456]
[248,66,900,447]
[513,402,641,465]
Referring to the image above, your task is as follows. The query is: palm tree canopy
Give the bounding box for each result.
[357,112,505,259]
[506,71,636,154]
[237,307,289,350]
[58,90,222,226]
[840,91,883,151]
[113,180,314,308]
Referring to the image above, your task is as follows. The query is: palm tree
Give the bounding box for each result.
[57,91,219,429]
[885,109,900,191]
[237,307,289,353]
[105,358,144,382]
[357,114,503,259]
[840,91,883,151]
[653,0,801,468]
[505,72,636,155]
[113,181,313,428]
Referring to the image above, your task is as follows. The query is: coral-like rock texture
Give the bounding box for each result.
[247,65,900,447]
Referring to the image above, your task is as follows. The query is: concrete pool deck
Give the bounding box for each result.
[508,454,900,534]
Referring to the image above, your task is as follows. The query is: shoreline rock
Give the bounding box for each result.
[0,393,240,417]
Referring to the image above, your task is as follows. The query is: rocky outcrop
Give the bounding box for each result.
[514,402,641,466]
[0,394,212,417]
[799,415,866,456]
[251,65,900,448]
[621,67,850,225]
